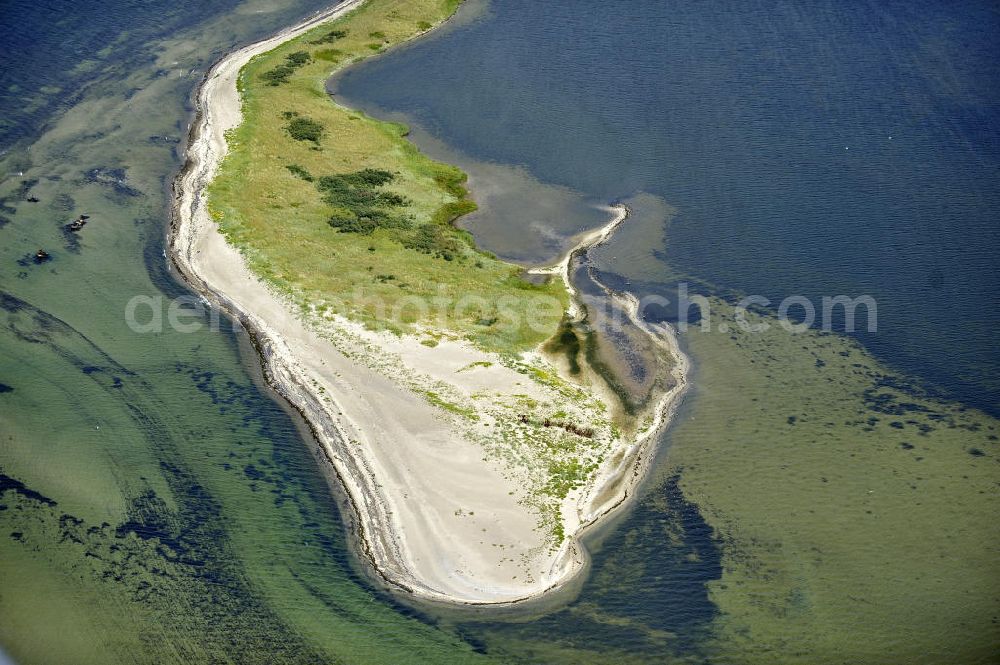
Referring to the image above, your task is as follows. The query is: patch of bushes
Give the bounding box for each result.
[285,164,313,181]
[328,208,412,235]
[368,31,386,39]
[260,51,311,86]
[309,29,347,44]
[285,51,310,66]
[417,21,432,31]
[316,169,412,235]
[285,116,324,144]
[341,168,395,187]
[403,224,461,261]
[316,169,407,208]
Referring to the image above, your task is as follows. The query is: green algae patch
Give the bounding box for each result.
[208,0,567,354]
[664,300,1000,663]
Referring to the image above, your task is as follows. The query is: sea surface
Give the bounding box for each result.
[337,0,1000,416]
[0,0,997,663]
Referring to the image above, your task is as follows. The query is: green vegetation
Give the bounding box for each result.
[313,48,342,62]
[309,29,348,45]
[545,458,588,499]
[285,164,313,181]
[284,115,324,143]
[419,390,479,420]
[260,50,312,86]
[314,168,415,235]
[456,360,493,372]
[402,222,459,259]
[209,0,566,353]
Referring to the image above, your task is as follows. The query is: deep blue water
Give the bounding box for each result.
[0,0,253,149]
[337,0,1000,415]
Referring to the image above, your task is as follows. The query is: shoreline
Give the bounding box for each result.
[170,0,688,606]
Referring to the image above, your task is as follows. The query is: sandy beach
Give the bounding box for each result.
[170,0,688,605]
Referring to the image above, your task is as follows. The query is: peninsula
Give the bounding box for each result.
[172,0,686,604]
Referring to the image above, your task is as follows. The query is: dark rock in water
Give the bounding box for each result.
[0,383,13,393]
[80,214,90,220]
[26,196,39,203]
[148,135,181,145]
[33,249,51,264]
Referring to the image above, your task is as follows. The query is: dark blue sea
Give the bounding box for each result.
[337,0,1000,415]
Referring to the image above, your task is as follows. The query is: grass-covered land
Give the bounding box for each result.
[209,0,568,354]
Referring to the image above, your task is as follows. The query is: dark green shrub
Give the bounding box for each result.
[329,213,377,234]
[285,164,314,181]
[350,168,395,187]
[260,51,312,86]
[261,66,295,86]
[310,29,348,44]
[318,169,411,235]
[286,117,324,143]
[285,50,311,66]
[316,171,407,208]
[328,210,411,235]
[403,224,460,260]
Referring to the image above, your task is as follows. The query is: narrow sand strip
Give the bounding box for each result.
[171,0,688,605]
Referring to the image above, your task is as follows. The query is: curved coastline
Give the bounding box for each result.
[170,0,688,606]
